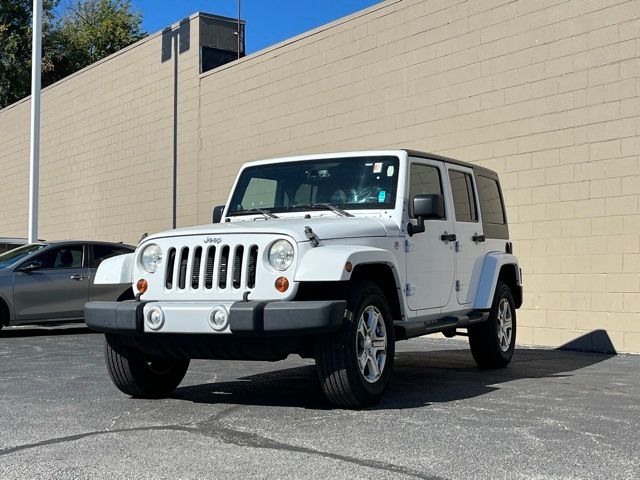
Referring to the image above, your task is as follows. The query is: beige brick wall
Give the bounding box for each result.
[1,1,639,352]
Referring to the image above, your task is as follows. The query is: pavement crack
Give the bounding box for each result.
[0,425,195,456]
[192,419,444,480]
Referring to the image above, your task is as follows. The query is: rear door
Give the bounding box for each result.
[88,244,134,301]
[446,167,485,305]
[13,244,89,321]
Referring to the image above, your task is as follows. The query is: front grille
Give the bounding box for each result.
[163,242,258,292]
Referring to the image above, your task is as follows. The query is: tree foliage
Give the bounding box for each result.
[0,0,146,109]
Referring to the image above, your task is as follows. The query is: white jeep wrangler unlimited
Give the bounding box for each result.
[85,150,522,408]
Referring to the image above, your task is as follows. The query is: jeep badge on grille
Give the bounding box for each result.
[204,237,222,244]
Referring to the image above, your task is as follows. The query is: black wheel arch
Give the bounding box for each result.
[497,264,522,309]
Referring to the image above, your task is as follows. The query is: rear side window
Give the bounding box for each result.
[477,175,505,225]
[448,170,477,222]
[91,245,132,267]
[409,164,443,218]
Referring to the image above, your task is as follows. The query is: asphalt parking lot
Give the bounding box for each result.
[0,327,638,480]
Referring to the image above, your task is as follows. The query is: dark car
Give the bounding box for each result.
[0,241,134,329]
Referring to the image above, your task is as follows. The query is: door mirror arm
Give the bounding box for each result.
[407,218,425,236]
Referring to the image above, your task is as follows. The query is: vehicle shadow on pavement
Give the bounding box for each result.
[174,346,615,410]
[0,325,96,338]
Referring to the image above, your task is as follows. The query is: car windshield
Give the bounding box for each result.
[227,156,400,216]
[0,244,47,268]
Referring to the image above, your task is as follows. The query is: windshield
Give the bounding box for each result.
[227,156,400,216]
[0,244,47,268]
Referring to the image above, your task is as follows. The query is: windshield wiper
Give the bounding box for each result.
[290,203,354,217]
[235,208,279,219]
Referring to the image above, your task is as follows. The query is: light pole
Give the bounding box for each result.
[28,0,43,243]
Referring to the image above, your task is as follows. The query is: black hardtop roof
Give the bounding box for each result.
[405,149,499,179]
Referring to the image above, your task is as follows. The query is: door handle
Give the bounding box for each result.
[472,234,486,243]
[441,233,456,242]
[70,274,87,280]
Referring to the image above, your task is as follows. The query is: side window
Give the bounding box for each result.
[409,163,443,218]
[33,245,83,269]
[448,170,478,222]
[239,177,277,210]
[477,176,505,225]
[91,245,132,268]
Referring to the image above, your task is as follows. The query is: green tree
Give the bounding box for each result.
[0,0,59,108]
[0,0,146,109]
[55,0,146,72]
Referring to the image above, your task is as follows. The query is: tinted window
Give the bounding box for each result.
[477,175,505,225]
[409,164,443,218]
[0,244,47,268]
[33,245,83,269]
[449,170,478,222]
[91,245,132,267]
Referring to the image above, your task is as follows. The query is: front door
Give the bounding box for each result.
[405,160,455,311]
[13,244,89,321]
[446,167,486,305]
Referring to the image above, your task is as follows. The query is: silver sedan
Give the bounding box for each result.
[0,241,134,329]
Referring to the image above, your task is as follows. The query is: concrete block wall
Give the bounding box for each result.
[1,1,639,352]
[197,0,640,352]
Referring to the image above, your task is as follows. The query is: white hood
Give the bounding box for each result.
[145,216,401,243]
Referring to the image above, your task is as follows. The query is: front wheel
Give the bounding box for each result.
[468,281,516,368]
[315,281,395,408]
[104,334,190,398]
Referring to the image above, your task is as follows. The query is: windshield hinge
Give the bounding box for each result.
[304,226,319,247]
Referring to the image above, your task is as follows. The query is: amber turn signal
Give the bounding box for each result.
[345,261,353,272]
[275,276,289,293]
[136,279,148,294]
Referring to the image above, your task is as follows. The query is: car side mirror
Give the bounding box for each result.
[18,261,42,273]
[408,194,445,236]
[212,205,225,224]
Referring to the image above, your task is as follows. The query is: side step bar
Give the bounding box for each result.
[394,310,489,341]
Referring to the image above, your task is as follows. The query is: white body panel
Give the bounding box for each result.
[93,253,134,285]
[474,253,521,310]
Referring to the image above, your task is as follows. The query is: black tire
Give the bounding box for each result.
[104,334,189,398]
[315,281,395,408]
[468,281,516,369]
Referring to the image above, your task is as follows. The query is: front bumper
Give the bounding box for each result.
[84,299,347,336]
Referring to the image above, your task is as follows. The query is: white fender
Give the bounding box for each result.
[94,253,134,284]
[474,252,521,309]
[294,245,399,282]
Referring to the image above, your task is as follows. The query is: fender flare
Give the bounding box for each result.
[294,245,400,282]
[94,253,134,285]
[474,252,521,310]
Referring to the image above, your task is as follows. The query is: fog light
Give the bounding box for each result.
[275,276,289,293]
[145,306,164,330]
[208,306,229,331]
[136,278,148,294]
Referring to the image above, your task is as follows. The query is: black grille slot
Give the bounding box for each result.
[232,246,244,289]
[191,246,202,289]
[218,245,229,289]
[165,248,176,289]
[178,247,189,289]
[204,246,215,289]
[247,245,258,289]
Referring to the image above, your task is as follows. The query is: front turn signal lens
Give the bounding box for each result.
[136,278,148,294]
[275,276,289,293]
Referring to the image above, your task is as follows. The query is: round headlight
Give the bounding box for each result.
[140,244,162,273]
[268,239,295,271]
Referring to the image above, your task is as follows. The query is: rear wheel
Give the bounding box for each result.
[315,281,395,408]
[468,281,516,368]
[104,334,189,398]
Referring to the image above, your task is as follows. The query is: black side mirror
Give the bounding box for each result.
[408,194,445,236]
[212,205,225,224]
[18,261,42,273]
